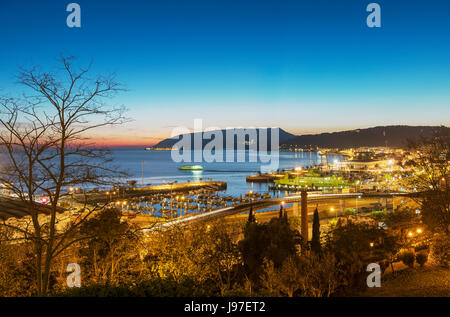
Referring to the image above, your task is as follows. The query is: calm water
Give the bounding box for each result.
[111,148,342,197]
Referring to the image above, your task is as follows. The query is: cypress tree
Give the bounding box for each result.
[247,207,255,224]
[311,208,321,253]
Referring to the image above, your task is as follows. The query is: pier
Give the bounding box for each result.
[132,181,227,194]
[246,173,284,183]
[65,181,227,206]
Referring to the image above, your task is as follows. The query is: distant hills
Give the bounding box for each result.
[151,125,448,150]
[152,128,295,150]
[282,126,449,148]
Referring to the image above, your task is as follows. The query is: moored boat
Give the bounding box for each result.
[178,165,203,171]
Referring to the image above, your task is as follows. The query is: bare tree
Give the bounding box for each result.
[0,56,128,295]
[402,127,449,235]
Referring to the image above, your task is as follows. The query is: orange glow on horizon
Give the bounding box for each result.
[89,137,163,147]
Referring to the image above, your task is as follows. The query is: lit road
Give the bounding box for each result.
[144,192,412,232]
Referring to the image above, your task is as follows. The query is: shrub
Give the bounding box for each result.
[55,277,222,297]
[345,208,357,216]
[415,252,428,267]
[371,210,385,221]
[399,251,415,268]
[429,234,450,267]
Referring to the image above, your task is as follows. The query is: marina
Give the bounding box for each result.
[56,147,415,224]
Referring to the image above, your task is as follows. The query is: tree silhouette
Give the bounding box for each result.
[0,56,128,295]
[311,208,321,253]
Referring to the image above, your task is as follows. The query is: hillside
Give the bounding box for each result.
[151,128,296,150]
[282,126,448,149]
[150,126,448,150]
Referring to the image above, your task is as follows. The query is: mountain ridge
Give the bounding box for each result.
[150,125,448,149]
[282,125,448,148]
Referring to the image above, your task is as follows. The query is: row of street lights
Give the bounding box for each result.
[408,227,423,237]
[105,190,117,202]
[115,200,128,211]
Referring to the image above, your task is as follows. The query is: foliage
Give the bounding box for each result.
[325,219,401,292]
[277,256,302,297]
[402,129,449,236]
[77,208,143,285]
[344,208,357,216]
[371,210,386,221]
[326,219,400,263]
[311,208,321,253]
[383,208,420,230]
[56,277,221,297]
[297,252,342,297]
[399,251,415,268]
[429,233,450,267]
[260,259,281,296]
[238,215,302,285]
[415,252,428,267]
[0,243,36,296]
[383,208,422,249]
[145,221,242,294]
[260,252,343,297]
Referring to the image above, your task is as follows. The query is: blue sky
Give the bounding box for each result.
[0,0,449,145]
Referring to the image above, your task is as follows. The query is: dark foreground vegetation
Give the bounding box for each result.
[1,201,448,297]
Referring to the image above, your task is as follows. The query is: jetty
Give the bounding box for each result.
[64,181,227,205]
[132,181,226,194]
[246,173,284,183]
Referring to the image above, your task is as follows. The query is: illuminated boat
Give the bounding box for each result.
[179,165,203,171]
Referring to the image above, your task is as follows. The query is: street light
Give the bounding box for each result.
[279,201,285,217]
[69,187,75,208]
[330,207,337,219]
[356,195,361,214]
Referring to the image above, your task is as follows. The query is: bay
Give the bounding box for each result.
[111,147,343,197]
